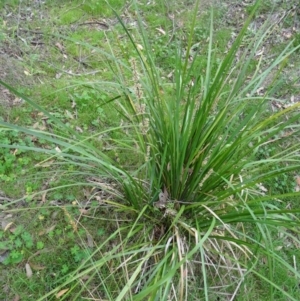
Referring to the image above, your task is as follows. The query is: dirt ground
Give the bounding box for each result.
[0,0,299,105]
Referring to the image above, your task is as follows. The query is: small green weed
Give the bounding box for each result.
[0,130,34,182]
[0,225,33,265]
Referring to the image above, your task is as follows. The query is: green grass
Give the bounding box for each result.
[1,0,300,300]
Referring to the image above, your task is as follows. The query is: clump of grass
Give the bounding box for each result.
[1,0,300,300]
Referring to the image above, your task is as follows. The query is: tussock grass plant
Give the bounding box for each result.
[1,0,300,299]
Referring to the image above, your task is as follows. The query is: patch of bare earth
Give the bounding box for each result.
[0,54,30,107]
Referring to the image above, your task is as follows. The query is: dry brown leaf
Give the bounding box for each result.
[30,262,46,270]
[65,110,74,119]
[32,122,40,129]
[13,295,20,301]
[154,186,169,208]
[25,263,33,278]
[75,126,83,133]
[56,288,69,298]
[1,214,14,231]
[256,87,265,96]
[256,183,268,193]
[156,27,166,35]
[283,30,292,39]
[295,176,300,192]
[291,95,295,103]
[3,221,14,232]
[32,122,47,131]
[255,47,264,57]
[55,42,64,52]
[136,44,143,50]
[167,70,174,79]
[35,160,55,168]
[78,208,89,215]
[9,226,17,233]
[159,186,168,203]
[41,192,47,204]
[86,233,94,248]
